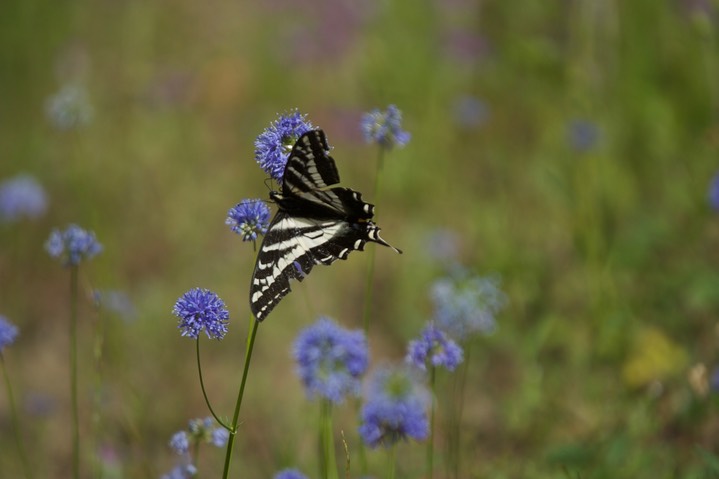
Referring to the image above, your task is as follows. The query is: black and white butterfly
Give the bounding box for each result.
[250,129,402,321]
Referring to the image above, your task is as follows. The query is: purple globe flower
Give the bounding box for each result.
[169,431,189,455]
[45,84,94,131]
[431,271,506,341]
[406,323,463,372]
[226,199,271,242]
[360,105,410,149]
[172,289,229,340]
[293,317,369,404]
[358,365,429,448]
[0,174,47,222]
[274,469,309,479]
[255,110,314,182]
[0,316,19,352]
[45,224,103,266]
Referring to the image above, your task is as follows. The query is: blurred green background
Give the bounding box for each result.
[2,0,719,477]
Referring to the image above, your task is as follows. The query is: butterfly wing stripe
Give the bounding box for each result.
[283,130,340,194]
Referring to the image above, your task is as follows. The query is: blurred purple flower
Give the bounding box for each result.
[358,365,429,448]
[0,316,19,352]
[45,84,93,130]
[293,317,369,404]
[45,224,102,267]
[406,323,463,372]
[424,228,460,262]
[361,105,410,149]
[274,469,309,479]
[93,290,137,321]
[160,464,196,479]
[0,174,48,222]
[567,119,601,152]
[169,431,189,455]
[431,271,506,340]
[452,95,490,128]
[708,172,719,211]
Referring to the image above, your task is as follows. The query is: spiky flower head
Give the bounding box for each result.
[255,110,314,183]
[45,224,103,266]
[293,317,369,404]
[274,469,309,479]
[431,270,506,341]
[0,174,48,223]
[358,365,429,448]
[361,104,411,149]
[172,289,229,340]
[226,199,271,243]
[0,316,19,352]
[406,322,463,372]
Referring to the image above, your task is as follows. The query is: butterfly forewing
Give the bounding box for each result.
[250,129,401,321]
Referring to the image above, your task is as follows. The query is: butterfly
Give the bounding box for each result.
[250,129,402,321]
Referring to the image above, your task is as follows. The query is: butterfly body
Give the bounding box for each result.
[250,129,401,321]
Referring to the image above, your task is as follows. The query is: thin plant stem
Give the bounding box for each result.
[221,317,260,479]
[91,302,104,479]
[388,444,396,479]
[427,365,436,479]
[361,147,386,336]
[69,265,80,479]
[320,399,339,479]
[359,145,386,476]
[2,355,33,479]
[451,344,472,479]
[196,339,230,429]
[340,430,350,479]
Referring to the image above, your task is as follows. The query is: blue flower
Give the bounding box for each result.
[160,464,197,479]
[169,431,189,455]
[452,95,490,128]
[360,105,410,149]
[406,323,463,372]
[274,469,309,479]
[424,228,460,262]
[293,317,369,404]
[431,271,506,341]
[0,174,48,222]
[45,224,103,266]
[567,119,600,152]
[93,290,137,322]
[211,427,229,448]
[45,84,94,131]
[226,199,271,242]
[172,289,229,340]
[255,110,314,182]
[709,172,719,211]
[0,316,19,352]
[358,366,429,448]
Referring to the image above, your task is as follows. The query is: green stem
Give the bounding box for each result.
[320,399,339,479]
[427,365,436,479]
[2,355,33,479]
[388,444,396,479]
[70,265,80,479]
[452,344,471,479]
[221,317,260,479]
[91,302,104,479]
[196,339,230,429]
[361,146,386,337]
